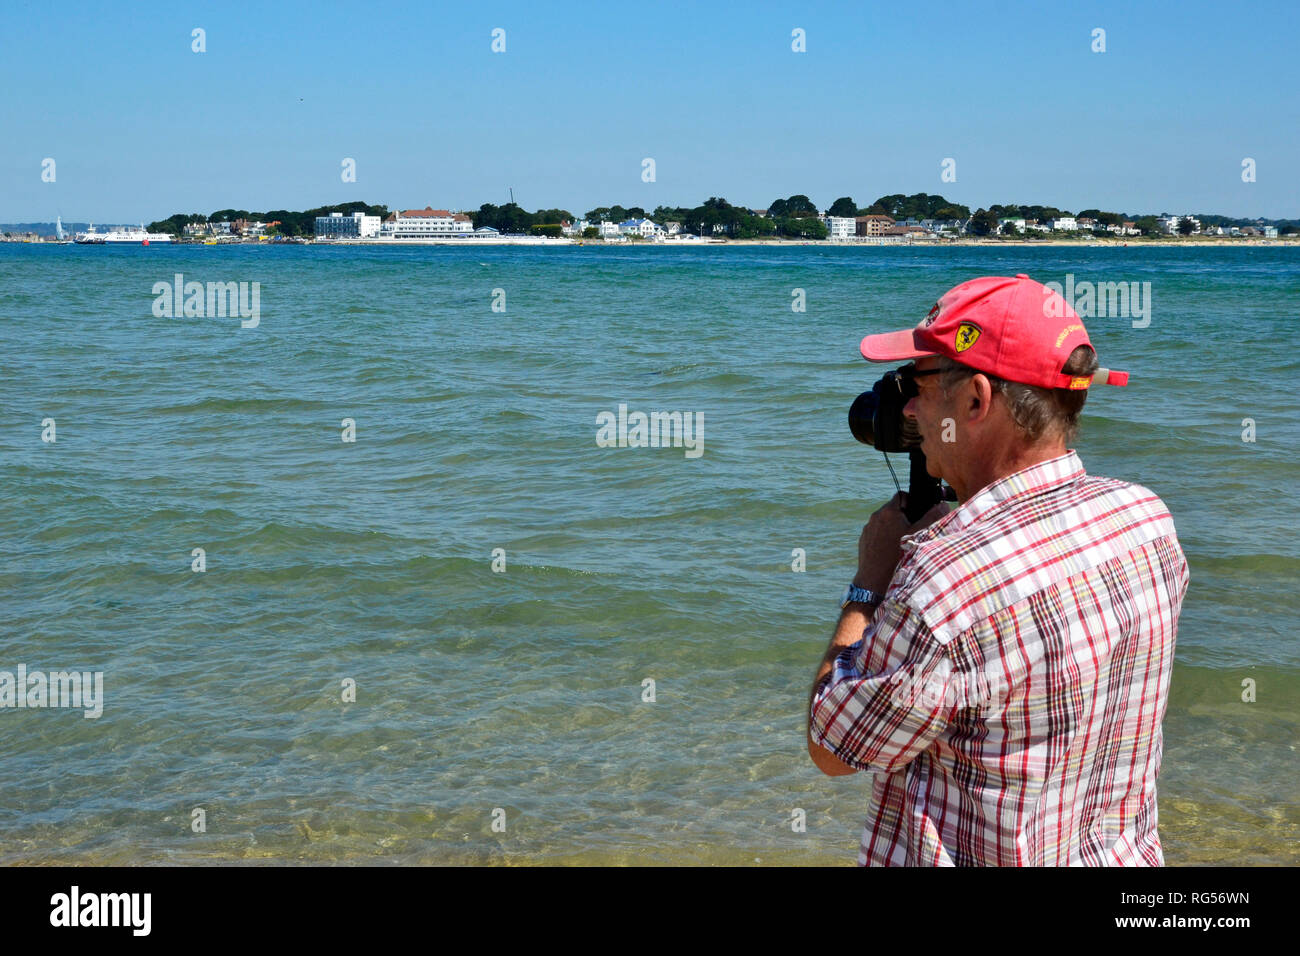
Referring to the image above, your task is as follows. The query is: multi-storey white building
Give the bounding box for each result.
[1156,215,1202,235]
[825,216,856,239]
[315,211,382,238]
[381,207,474,238]
[1049,217,1078,231]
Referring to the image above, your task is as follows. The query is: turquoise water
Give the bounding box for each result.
[1,243,1296,864]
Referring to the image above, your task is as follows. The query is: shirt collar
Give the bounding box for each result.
[902,450,1086,549]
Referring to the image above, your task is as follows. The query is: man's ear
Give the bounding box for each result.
[968,374,995,424]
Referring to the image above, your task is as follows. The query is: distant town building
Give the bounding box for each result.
[998,218,1026,234]
[315,211,382,238]
[1156,214,1200,235]
[826,216,856,239]
[1263,226,1278,238]
[618,218,663,238]
[1049,217,1078,231]
[597,221,621,238]
[882,225,928,239]
[382,207,473,238]
[855,214,894,237]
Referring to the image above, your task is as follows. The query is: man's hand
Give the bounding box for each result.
[853,493,950,595]
[809,493,951,777]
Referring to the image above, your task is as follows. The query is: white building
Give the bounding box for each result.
[561,219,590,236]
[381,207,474,238]
[1048,217,1078,231]
[826,216,856,239]
[597,221,621,238]
[1263,226,1278,238]
[315,211,382,238]
[1161,215,1201,235]
[998,218,1026,234]
[618,218,663,238]
[1157,215,1201,235]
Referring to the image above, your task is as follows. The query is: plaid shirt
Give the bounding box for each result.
[810,451,1188,866]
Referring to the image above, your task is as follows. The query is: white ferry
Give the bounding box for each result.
[75,224,172,244]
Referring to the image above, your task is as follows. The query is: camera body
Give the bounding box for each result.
[848,365,947,523]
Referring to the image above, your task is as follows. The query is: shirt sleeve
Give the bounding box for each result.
[809,600,955,774]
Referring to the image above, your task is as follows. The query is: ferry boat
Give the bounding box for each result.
[75,224,173,244]
[102,224,173,244]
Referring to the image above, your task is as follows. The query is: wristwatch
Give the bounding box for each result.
[840,583,883,610]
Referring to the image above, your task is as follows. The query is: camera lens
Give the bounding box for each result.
[848,389,878,446]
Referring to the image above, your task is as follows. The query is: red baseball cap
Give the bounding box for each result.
[860,274,1128,389]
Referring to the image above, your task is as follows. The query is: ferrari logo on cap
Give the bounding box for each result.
[955,322,981,352]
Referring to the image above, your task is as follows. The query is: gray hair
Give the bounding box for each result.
[935,346,1098,444]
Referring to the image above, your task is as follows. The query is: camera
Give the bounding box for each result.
[848,364,949,523]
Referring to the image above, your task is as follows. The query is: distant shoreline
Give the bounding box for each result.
[320,238,1295,248]
[311,236,1299,249]
[6,236,1295,249]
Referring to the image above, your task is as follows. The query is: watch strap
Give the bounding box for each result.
[842,584,883,609]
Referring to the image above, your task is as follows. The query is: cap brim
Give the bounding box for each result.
[860,329,937,362]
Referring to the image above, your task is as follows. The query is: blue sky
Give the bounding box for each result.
[3,0,1296,222]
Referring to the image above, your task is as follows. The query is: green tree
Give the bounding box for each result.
[1133,216,1161,236]
[780,216,826,239]
[970,208,998,236]
[784,194,818,216]
[827,197,857,217]
[1177,217,1196,236]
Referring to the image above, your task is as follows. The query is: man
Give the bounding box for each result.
[807,274,1188,866]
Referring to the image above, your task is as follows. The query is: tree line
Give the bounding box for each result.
[148,202,390,237]
[147,195,1299,239]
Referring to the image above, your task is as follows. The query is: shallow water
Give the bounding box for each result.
[1,243,1296,864]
